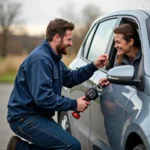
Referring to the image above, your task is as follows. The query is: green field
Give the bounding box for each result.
[0,72,16,83]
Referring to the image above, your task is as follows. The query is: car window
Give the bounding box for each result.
[83,25,97,58]
[107,18,143,82]
[87,19,118,62]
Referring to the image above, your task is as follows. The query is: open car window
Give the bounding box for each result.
[106,18,141,71]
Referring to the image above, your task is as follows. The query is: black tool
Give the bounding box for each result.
[72,84,103,119]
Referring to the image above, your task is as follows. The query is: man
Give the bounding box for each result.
[7,18,108,150]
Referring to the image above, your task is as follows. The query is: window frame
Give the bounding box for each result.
[81,24,98,58]
[106,15,145,91]
[106,16,142,71]
[86,18,119,62]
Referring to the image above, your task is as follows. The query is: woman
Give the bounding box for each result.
[100,23,141,85]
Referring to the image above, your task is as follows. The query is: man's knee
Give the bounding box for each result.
[68,138,81,150]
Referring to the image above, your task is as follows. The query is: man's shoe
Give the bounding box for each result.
[7,136,21,150]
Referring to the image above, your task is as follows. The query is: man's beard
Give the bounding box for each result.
[56,40,68,55]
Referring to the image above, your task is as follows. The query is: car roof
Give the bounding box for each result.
[108,9,150,16]
[141,9,150,16]
[94,9,150,23]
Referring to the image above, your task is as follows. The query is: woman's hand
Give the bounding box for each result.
[99,77,110,86]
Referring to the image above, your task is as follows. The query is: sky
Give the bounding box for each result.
[10,0,150,35]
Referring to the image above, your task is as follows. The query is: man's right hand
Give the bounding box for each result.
[76,96,89,112]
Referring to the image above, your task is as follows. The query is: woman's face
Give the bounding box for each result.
[114,33,133,56]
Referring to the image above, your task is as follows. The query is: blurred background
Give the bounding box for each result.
[0,0,149,83]
[0,0,150,149]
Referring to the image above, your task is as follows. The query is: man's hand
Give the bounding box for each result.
[94,54,109,68]
[99,77,110,86]
[76,96,89,112]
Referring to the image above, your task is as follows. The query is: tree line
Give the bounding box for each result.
[0,0,103,57]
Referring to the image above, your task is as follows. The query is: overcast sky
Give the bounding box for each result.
[10,0,150,35]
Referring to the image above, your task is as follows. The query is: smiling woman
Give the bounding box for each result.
[113,23,141,78]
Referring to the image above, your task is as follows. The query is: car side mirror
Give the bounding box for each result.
[107,65,141,87]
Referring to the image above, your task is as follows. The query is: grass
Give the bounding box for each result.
[0,54,27,83]
[0,72,16,83]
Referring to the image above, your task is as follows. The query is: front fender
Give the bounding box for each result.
[121,122,150,150]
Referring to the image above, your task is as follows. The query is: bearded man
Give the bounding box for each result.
[7,18,108,150]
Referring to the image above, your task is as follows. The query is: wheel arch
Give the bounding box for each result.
[122,123,149,150]
[125,132,145,150]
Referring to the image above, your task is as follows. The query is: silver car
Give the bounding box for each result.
[58,9,150,150]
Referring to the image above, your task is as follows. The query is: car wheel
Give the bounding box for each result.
[133,144,146,150]
[59,112,71,134]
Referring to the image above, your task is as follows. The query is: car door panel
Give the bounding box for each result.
[68,58,99,150]
[90,71,136,150]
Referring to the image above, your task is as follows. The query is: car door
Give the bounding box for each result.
[89,16,139,150]
[67,24,100,150]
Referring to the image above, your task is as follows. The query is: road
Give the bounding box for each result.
[0,84,13,150]
[0,84,57,150]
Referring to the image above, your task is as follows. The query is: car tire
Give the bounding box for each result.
[133,144,146,150]
[58,111,71,134]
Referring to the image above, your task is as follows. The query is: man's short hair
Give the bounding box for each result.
[46,18,74,41]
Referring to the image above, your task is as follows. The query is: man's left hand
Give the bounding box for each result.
[94,54,109,68]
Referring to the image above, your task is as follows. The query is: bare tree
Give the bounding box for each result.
[0,0,23,57]
[82,3,103,30]
[59,2,79,24]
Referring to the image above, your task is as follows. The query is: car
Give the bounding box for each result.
[58,9,150,150]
